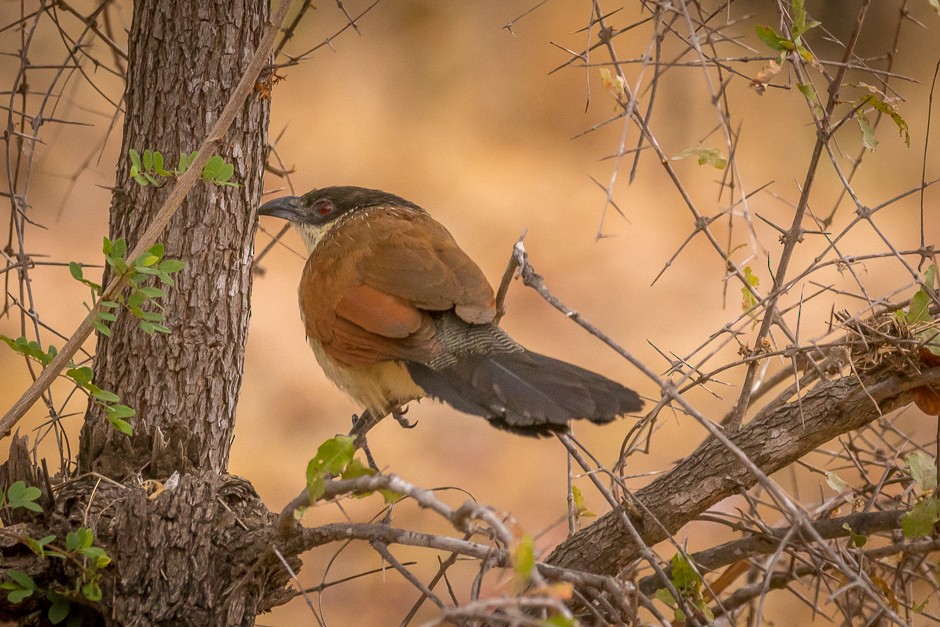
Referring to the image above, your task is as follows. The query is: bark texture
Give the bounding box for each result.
[78,0,269,478]
[0,435,294,625]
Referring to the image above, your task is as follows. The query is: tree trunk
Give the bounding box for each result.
[0,2,300,625]
[78,0,269,479]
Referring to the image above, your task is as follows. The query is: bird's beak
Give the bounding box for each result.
[258,195,304,221]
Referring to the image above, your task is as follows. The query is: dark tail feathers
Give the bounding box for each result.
[406,348,643,436]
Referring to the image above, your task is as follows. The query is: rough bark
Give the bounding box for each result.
[78,0,269,478]
[0,436,294,626]
[0,2,293,625]
[546,368,940,575]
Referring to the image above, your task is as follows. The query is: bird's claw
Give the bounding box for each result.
[392,406,417,430]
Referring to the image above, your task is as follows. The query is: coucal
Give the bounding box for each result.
[258,186,643,436]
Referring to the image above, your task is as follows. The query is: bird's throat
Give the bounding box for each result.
[292,221,333,255]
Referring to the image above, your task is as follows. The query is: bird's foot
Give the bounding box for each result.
[392,406,417,430]
[350,412,381,471]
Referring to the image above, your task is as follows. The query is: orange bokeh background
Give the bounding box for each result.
[1,2,938,625]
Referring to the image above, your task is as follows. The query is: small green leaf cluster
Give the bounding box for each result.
[72,237,185,338]
[654,552,714,623]
[672,146,727,170]
[301,436,398,518]
[129,149,238,187]
[740,266,761,315]
[570,485,595,522]
[66,366,134,436]
[0,480,43,513]
[0,483,110,624]
[513,534,536,586]
[852,84,911,151]
[901,451,940,539]
[0,338,133,435]
[0,336,58,367]
[755,0,819,62]
[896,264,939,357]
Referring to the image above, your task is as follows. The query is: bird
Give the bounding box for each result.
[258,186,643,436]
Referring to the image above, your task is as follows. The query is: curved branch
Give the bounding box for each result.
[637,508,906,595]
[547,367,940,574]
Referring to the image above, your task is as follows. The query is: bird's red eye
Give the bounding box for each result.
[314,199,334,217]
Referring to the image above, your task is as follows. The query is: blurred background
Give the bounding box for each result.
[1,1,938,624]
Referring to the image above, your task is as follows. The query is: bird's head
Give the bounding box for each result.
[258,186,423,253]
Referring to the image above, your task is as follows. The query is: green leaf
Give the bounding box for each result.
[843,523,868,548]
[789,0,820,41]
[158,259,185,274]
[66,530,81,552]
[80,546,111,568]
[69,262,83,281]
[755,25,791,51]
[906,264,937,324]
[129,149,142,171]
[571,485,595,519]
[138,286,165,298]
[741,266,760,312]
[108,416,134,436]
[112,238,127,258]
[857,113,878,151]
[142,149,153,171]
[0,336,55,366]
[672,147,727,169]
[47,592,70,623]
[340,458,377,498]
[653,588,686,623]
[133,174,149,186]
[135,254,159,268]
[796,82,822,114]
[139,311,165,322]
[202,155,225,179]
[153,151,165,175]
[96,311,117,323]
[66,366,94,386]
[6,570,36,592]
[670,552,701,594]
[106,404,135,419]
[23,534,55,556]
[902,497,940,538]
[860,93,910,147]
[513,534,536,585]
[81,580,102,602]
[92,389,120,404]
[126,291,147,310]
[7,587,33,604]
[305,436,356,502]
[92,321,112,337]
[6,481,43,512]
[906,451,938,492]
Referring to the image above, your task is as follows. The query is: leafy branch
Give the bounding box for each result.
[0,238,184,435]
[129,149,237,187]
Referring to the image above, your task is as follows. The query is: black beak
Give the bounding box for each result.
[258,195,304,221]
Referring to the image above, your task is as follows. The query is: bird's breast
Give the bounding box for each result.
[305,335,426,416]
